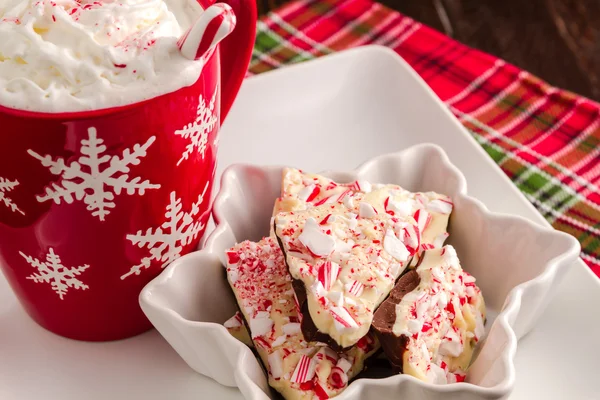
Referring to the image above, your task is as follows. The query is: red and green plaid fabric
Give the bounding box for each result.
[248,0,600,277]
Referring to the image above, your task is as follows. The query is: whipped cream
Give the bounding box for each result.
[0,0,204,112]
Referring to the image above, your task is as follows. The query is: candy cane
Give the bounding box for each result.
[178,3,237,61]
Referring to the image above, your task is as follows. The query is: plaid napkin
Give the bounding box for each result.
[248,0,600,277]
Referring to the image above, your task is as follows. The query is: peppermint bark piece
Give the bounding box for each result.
[272,196,397,348]
[274,184,453,349]
[225,237,378,400]
[372,245,486,384]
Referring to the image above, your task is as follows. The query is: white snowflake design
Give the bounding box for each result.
[120,183,210,280]
[28,127,160,221]
[175,84,218,166]
[19,248,89,300]
[0,177,24,215]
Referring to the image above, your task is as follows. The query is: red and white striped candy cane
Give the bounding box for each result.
[178,3,237,61]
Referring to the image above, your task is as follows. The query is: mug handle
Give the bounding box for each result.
[213,0,257,122]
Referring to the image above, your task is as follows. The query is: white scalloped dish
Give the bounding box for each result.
[139,143,580,400]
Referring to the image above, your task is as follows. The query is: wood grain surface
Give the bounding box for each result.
[258,0,600,101]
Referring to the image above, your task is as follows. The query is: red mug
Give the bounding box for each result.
[0,0,256,341]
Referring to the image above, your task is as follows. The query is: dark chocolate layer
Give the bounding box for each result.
[371,269,421,373]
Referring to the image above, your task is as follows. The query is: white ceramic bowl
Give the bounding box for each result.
[139,143,580,400]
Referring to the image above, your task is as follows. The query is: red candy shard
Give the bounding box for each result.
[347,280,364,297]
[314,382,330,400]
[307,186,321,203]
[427,198,454,214]
[314,347,338,364]
[313,197,329,206]
[226,251,240,264]
[384,196,395,216]
[413,209,432,233]
[445,300,456,316]
[319,214,332,225]
[317,261,340,291]
[254,337,271,349]
[403,225,421,255]
[336,189,351,202]
[331,307,357,328]
[328,367,348,389]
[291,355,316,383]
[356,334,374,352]
[299,381,314,391]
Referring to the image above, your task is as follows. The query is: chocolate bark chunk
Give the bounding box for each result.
[272,169,452,351]
[371,269,421,372]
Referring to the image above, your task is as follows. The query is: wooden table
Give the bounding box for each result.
[258,0,600,102]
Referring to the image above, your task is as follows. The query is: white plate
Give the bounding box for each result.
[1,45,599,399]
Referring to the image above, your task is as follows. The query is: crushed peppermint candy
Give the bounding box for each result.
[427,199,454,214]
[328,366,348,389]
[384,228,410,262]
[402,225,421,255]
[223,311,243,328]
[358,202,378,218]
[268,349,285,379]
[331,306,359,331]
[317,261,341,291]
[354,179,372,193]
[290,355,317,383]
[249,312,274,338]
[298,217,336,258]
[345,280,364,297]
[413,209,432,233]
